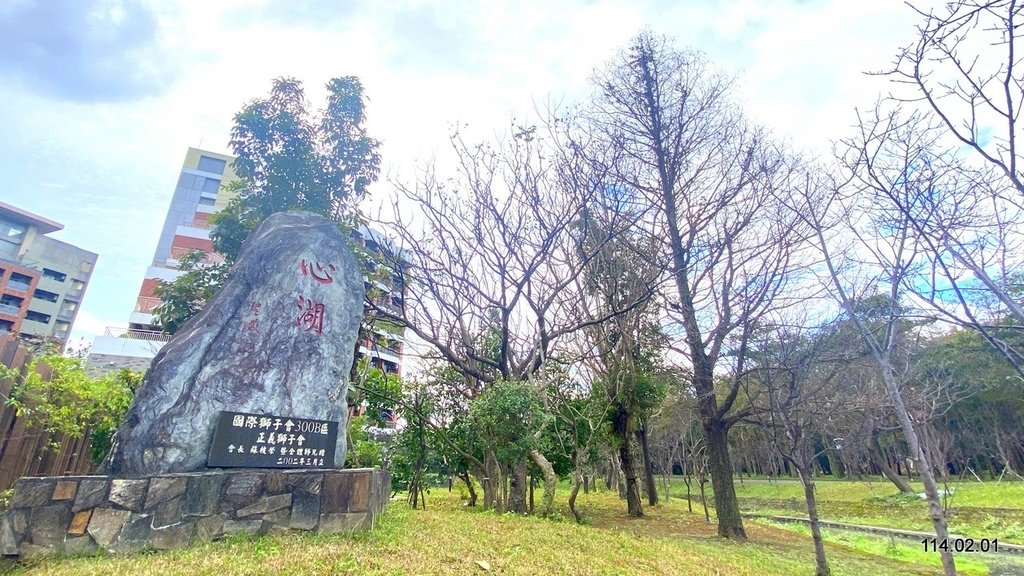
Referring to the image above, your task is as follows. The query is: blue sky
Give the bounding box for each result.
[0,0,926,346]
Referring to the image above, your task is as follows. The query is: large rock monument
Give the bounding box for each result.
[102,211,364,477]
[1,212,390,559]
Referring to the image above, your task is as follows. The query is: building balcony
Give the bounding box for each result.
[135,297,162,314]
[6,279,31,292]
[0,302,21,316]
[359,345,401,366]
[168,247,224,265]
[103,326,172,342]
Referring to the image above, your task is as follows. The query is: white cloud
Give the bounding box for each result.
[0,0,941,341]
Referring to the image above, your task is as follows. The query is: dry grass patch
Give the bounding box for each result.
[6,486,956,575]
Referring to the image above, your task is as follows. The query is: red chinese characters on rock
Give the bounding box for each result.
[245,301,261,332]
[240,300,262,351]
[296,295,325,336]
[300,259,337,284]
[294,258,336,337]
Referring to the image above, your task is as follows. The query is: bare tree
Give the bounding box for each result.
[581,33,811,539]
[882,1,1024,374]
[372,124,648,514]
[745,316,877,576]
[796,155,960,574]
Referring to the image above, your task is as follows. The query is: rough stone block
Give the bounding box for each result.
[349,473,370,513]
[182,474,224,516]
[64,535,98,555]
[237,493,292,518]
[321,473,351,514]
[263,507,290,528]
[289,490,320,530]
[286,472,323,496]
[221,519,262,536]
[153,497,182,528]
[87,508,131,548]
[264,471,287,494]
[318,512,367,534]
[12,480,54,508]
[193,514,225,543]
[52,480,78,501]
[1,516,18,556]
[10,509,28,539]
[68,510,92,536]
[223,472,264,508]
[152,522,195,550]
[17,543,50,558]
[29,505,72,548]
[113,514,152,553]
[108,479,148,512]
[73,479,109,513]
[144,477,187,510]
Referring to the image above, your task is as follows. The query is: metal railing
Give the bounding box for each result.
[0,303,21,316]
[103,327,172,342]
[168,247,224,264]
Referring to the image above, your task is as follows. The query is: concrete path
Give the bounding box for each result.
[744,513,1024,556]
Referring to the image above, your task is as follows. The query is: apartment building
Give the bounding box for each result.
[0,202,97,346]
[129,148,239,333]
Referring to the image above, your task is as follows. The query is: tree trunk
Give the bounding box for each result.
[697,471,711,523]
[869,429,913,493]
[612,405,643,516]
[878,365,957,576]
[704,419,745,538]
[636,420,658,506]
[460,472,477,507]
[530,449,557,517]
[569,468,584,523]
[509,458,528,514]
[683,462,693,513]
[529,475,535,514]
[795,464,830,576]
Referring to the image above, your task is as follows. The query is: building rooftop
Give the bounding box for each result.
[0,201,63,235]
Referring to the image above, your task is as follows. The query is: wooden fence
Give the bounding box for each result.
[0,334,96,491]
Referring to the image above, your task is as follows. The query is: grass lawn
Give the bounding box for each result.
[666,476,1024,544]
[3,484,982,576]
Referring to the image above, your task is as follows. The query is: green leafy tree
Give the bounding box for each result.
[4,349,141,463]
[152,250,229,335]
[155,76,380,332]
[468,380,546,514]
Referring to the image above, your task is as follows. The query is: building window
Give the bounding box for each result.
[25,310,50,324]
[80,260,92,273]
[42,268,66,282]
[0,219,25,259]
[0,319,13,333]
[7,272,32,291]
[201,177,221,193]
[0,294,24,308]
[0,219,26,244]
[197,155,226,175]
[54,320,70,335]
[32,289,59,303]
[198,196,216,206]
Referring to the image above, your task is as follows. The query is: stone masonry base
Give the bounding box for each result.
[1,468,389,557]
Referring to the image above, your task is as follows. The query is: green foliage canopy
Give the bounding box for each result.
[3,349,140,463]
[155,76,381,333]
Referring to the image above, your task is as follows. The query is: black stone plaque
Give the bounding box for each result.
[207,411,338,469]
